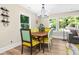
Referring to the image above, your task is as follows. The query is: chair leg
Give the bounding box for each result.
[50,40,53,51]
[21,45,23,54]
[48,43,50,52]
[48,40,52,52]
[30,47,32,55]
[39,44,41,51]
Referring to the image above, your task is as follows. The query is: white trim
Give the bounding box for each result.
[0,41,21,54]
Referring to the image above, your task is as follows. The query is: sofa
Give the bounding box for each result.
[68,29,79,44]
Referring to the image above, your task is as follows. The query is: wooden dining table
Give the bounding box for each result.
[31,32,48,53]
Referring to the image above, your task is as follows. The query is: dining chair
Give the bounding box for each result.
[48,28,53,51]
[20,29,40,55]
[42,27,50,43]
[31,28,39,42]
[40,27,50,44]
[31,28,39,32]
[45,27,50,32]
[41,28,53,51]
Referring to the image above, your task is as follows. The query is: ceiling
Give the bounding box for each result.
[21,4,79,16]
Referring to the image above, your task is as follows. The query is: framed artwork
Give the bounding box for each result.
[20,14,29,29]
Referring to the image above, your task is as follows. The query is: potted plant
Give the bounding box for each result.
[38,24,45,32]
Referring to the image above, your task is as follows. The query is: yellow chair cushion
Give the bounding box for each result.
[45,28,50,32]
[67,48,73,55]
[66,44,79,55]
[75,44,79,49]
[41,38,48,43]
[23,40,39,47]
[31,28,39,32]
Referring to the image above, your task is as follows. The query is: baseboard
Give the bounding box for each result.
[0,41,21,54]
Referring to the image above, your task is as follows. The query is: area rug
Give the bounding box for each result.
[66,43,79,55]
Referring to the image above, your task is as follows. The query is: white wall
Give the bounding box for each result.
[40,17,50,28]
[50,10,79,18]
[0,4,38,53]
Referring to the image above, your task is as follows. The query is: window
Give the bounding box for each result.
[75,16,79,29]
[59,16,79,30]
[20,15,29,29]
[49,18,56,30]
[49,16,79,31]
[59,17,70,30]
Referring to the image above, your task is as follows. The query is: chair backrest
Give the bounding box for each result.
[45,28,50,32]
[20,29,32,42]
[31,28,39,32]
[48,28,53,39]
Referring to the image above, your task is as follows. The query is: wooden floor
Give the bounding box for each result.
[0,39,67,55]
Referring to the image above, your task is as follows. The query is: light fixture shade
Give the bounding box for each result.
[40,4,48,18]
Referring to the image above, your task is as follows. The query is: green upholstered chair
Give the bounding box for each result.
[20,29,40,55]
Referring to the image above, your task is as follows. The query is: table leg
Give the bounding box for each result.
[43,37,44,53]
